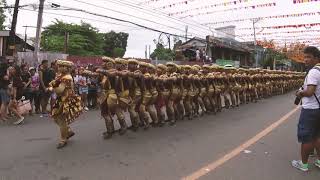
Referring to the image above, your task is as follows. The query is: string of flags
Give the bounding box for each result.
[173,2,277,18]
[154,0,253,10]
[238,30,320,36]
[238,23,320,30]
[202,12,320,26]
[293,0,319,4]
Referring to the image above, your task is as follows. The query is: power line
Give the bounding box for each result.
[24,1,251,51]
[36,4,202,40]
[0,4,30,9]
[68,0,193,36]
[93,0,211,36]
[93,0,247,41]
[21,8,139,29]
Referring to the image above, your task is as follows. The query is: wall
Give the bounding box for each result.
[17,51,68,66]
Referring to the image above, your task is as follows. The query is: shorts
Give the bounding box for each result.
[297,108,320,143]
[0,88,10,104]
[51,92,57,100]
[79,86,88,95]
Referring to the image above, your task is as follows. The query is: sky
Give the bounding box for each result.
[5,0,320,58]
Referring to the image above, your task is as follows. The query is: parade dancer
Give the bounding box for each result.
[48,60,83,149]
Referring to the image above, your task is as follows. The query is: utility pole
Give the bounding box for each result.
[148,45,151,59]
[23,25,27,52]
[145,45,147,59]
[8,0,20,57]
[33,0,45,64]
[168,35,171,50]
[252,18,261,68]
[64,31,69,54]
[185,26,188,42]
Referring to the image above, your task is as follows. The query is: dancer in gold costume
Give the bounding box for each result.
[48,60,83,149]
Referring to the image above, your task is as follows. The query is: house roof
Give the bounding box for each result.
[178,37,207,49]
[209,37,253,52]
[15,35,34,51]
[178,36,253,53]
[0,31,34,51]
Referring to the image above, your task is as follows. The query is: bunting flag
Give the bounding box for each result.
[202,12,320,26]
[173,2,277,18]
[256,40,275,49]
[139,0,168,5]
[261,38,320,41]
[238,23,320,30]
[238,29,320,36]
[293,0,319,4]
[153,0,253,10]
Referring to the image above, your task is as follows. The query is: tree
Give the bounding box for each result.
[113,47,126,58]
[0,0,8,30]
[41,20,104,56]
[150,44,175,61]
[260,48,287,69]
[103,31,129,57]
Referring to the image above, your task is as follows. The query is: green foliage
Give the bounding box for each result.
[260,48,287,69]
[0,0,7,30]
[103,31,129,57]
[113,47,126,58]
[41,20,128,57]
[150,44,175,61]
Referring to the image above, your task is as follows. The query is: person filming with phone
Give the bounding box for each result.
[292,46,320,172]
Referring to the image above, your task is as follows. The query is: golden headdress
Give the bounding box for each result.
[56,60,74,67]
[128,59,139,64]
[157,64,167,71]
[166,62,178,68]
[115,58,128,65]
[101,56,115,64]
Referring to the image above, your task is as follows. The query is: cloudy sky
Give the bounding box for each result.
[5,0,320,57]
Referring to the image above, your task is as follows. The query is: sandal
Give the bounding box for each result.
[67,131,75,139]
[56,141,68,149]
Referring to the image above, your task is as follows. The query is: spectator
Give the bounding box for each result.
[292,46,320,172]
[88,74,98,109]
[29,67,40,114]
[87,64,97,109]
[20,64,32,114]
[75,67,89,111]
[8,66,25,125]
[49,61,57,111]
[39,60,55,117]
[196,49,200,61]
[0,61,9,121]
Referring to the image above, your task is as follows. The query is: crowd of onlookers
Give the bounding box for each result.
[0,59,101,125]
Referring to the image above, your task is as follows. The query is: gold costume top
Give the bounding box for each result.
[50,74,83,125]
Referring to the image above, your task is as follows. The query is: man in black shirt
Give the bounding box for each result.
[20,64,31,100]
[39,60,55,116]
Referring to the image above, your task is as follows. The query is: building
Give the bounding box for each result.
[176,36,253,67]
[0,30,34,61]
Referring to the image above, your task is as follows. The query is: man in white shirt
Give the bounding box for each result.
[196,49,200,61]
[292,46,320,172]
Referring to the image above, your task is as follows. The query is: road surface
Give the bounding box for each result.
[0,92,319,180]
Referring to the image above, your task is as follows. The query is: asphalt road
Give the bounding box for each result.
[0,92,319,180]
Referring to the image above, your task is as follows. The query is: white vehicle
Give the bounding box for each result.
[224,64,233,68]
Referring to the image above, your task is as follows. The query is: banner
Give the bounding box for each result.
[202,12,320,26]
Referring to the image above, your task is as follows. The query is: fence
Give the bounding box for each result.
[17,52,68,67]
